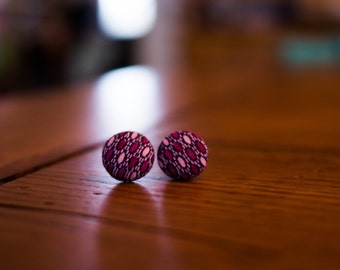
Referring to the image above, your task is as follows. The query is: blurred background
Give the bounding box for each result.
[0,0,340,95]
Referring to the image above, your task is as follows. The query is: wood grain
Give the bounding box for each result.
[0,68,185,181]
[0,141,339,269]
[1,15,340,270]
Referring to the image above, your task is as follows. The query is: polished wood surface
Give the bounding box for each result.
[1,31,340,269]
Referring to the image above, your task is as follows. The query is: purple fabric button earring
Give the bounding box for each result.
[102,131,154,181]
[157,130,208,180]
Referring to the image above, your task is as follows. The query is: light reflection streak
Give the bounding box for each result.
[94,65,160,135]
[139,180,179,269]
[94,66,176,266]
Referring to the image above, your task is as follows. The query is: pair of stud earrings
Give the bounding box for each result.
[102,130,208,181]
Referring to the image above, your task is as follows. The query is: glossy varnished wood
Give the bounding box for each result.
[0,142,339,269]
[1,29,340,269]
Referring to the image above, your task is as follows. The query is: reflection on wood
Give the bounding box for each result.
[1,17,340,270]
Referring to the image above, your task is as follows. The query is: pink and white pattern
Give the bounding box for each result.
[157,130,208,180]
[102,131,154,181]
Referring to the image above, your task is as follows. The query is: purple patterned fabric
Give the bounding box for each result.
[102,131,154,181]
[157,130,208,180]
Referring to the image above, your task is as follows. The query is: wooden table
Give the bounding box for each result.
[1,41,340,269]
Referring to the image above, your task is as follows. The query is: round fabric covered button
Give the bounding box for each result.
[102,131,154,181]
[157,130,208,180]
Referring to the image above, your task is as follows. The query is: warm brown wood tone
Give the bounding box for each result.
[1,17,340,270]
[1,142,340,269]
